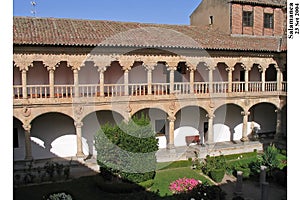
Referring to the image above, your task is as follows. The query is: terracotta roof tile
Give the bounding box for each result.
[229,0,286,7]
[13,16,286,52]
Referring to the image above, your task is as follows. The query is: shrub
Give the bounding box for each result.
[209,169,225,183]
[46,192,72,200]
[169,177,201,194]
[234,167,251,179]
[94,115,159,183]
[138,179,154,189]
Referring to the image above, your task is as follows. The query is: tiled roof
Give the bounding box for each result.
[229,0,287,7]
[13,16,286,52]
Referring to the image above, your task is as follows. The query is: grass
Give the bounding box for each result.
[150,167,213,197]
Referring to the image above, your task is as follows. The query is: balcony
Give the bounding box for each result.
[13,81,287,105]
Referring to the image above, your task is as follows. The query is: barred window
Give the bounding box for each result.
[264,13,274,29]
[243,11,253,27]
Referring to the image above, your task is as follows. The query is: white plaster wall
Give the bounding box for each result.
[249,66,261,81]
[174,107,207,146]
[195,66,208,82]
[13,67,21,85]
[251,104,276,133]
[156,136,167,149]
[79,64,99,84]
[82,111,124,156]
[30,113,76,159]
[55,62,73,84]
[214,64,227,82]
[174,126,199,146]
[233,122,261,140]
[213,104,243,142]
[27,62,48,85]
[129,65,147,83]
[153,64,167,83]
[13,118,25,161]
[105,63,123,84]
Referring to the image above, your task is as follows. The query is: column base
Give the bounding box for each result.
[24,156,33,161]
[167,144,175,150]
[240,137,249,142]
[76,152,85,158]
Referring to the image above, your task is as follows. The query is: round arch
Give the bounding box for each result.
[30,112,77,159]
[249,102,277,136]
[213,103,244,142]
[174,106,208,146]
[82,109,125,156]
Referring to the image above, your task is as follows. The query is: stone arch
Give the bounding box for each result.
[82,109,125,156]
[13,117,26,160]
[30,112,77,159]
[129,61,147,84]
[105,61,124,84]
[131,104,168,116]
[174,106,208,146]
[213,103,244,142]
[78,61,98,84]
[132,107,168,149]
[248,102,277,135]
[265,64,277,81]
[27,61,49,85]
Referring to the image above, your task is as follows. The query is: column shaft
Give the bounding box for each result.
[169,69,175,94]
[209,69,213,93]
[277,69,283,91]
[99,71,105,97]
[228,69,233,93]
[167,116,176,149]
[261,70,266,92]
[22,124,32,160]
[124,69,129,96]
[147,69,152,95]
[207,114,214,144]
[73,69,79,98]
[245,70,249,92]
[189,69,195,94]
[241,111,249,142]
[21,69,27,99]
[49,69,55,98]
[75,121,84,157]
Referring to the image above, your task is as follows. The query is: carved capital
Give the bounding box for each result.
[22,123,31,132]
[241,111,250,116]
[143,61,157,71]
[167,115,176,122]
[206,113,215,119]
[14,54,33,71]
[97,66,107,73]
[119,60,133,71]
[74,121,83,128]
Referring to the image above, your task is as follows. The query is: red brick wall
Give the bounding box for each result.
[254,6,263,36]
[231,3,284,36]
[232,4,243,34]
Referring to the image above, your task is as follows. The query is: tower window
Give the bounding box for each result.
[243,11,253,27]
[209,16,214,25]
[264,13,274,29]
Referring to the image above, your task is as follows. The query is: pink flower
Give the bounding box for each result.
[169,177,201,194]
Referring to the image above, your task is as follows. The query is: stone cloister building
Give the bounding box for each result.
[13,0,287,162]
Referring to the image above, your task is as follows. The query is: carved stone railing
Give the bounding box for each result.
[13,81,287,100]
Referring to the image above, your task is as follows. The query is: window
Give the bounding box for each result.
[243,11,253,27]
[209,16,214,25]
[264,13,274,29]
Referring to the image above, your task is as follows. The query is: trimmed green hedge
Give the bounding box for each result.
[209,169,225,183]
[94,115,159,183]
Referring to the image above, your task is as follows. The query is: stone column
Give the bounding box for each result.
[274,109,282,141]
[144,63,155,95]
[241,111,250,142]
[226,66,234,93]
[22,123,33,160]
[208,66,214,93]
[75,121,84,157]
[167,115,176,150]
[73,68,80,98]
[167,65,177,94]
[47,66,56,98]
[245,69,249,92]
[189,68,195,94]
[21,69,28,99]
[261,68,266,92]
[206,113,215,144]
[98,66,107,97]
[276,67,283,91]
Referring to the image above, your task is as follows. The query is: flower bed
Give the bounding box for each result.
[169,177,201,194]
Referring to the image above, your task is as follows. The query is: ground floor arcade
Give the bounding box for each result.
[13,98,286,161]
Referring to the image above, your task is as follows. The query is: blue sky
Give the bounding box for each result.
[13,0,201,25]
